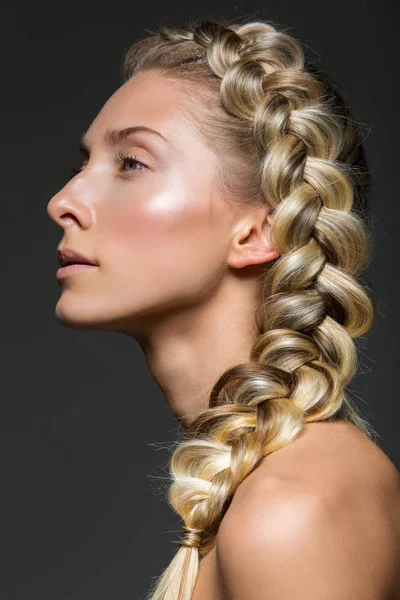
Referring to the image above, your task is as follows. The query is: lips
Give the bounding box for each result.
[57,249,98,268]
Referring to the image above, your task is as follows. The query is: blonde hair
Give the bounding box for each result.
[121,17,377,600]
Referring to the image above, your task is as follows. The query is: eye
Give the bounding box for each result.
[69,150,148,180]
[114,150,148,174]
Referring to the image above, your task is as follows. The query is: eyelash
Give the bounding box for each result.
[69,150,148,179]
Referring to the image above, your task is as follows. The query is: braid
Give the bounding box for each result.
[122,18,377,600]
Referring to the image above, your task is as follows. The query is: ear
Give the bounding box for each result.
[227,206,278,270]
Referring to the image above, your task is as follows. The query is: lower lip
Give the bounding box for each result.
[56,264,98,279]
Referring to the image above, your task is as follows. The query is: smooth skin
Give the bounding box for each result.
[192,419,400,599]
[47,70,400,598]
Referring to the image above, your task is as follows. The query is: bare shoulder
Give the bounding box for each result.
[216,420,400,600]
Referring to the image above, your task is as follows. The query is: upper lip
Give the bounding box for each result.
[57,248,98,267]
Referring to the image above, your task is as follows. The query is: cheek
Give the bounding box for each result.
[98,177,228,293]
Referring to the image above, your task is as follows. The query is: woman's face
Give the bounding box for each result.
[47,70,237,337]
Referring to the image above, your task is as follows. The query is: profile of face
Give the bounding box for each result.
[47,70,276,342]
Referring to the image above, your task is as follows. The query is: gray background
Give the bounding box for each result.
[2,0,398,598]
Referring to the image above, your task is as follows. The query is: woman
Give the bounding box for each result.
[47,18,400,600]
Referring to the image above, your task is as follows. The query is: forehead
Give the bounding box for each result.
[86,70,201,150]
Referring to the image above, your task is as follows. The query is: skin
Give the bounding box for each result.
[47,69,278,429]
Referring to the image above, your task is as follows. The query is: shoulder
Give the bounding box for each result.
[216,485,359,599]
[215,422,400,599]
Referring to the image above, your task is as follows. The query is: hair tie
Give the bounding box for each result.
[180,525,204,549]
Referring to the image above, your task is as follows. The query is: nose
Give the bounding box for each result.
[47,177,94,231]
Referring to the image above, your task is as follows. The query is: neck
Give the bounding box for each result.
[133,273,260,430]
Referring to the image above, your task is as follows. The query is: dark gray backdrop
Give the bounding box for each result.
[2,1,398,598]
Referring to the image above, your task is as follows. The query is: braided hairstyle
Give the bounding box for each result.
[121,17,377,600]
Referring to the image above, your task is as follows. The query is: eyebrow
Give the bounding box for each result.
[79,126,170,153]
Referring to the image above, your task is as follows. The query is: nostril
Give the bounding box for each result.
[62,214,79,225]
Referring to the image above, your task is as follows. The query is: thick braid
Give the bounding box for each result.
[122,19,376,600]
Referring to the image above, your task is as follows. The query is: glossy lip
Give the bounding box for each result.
[56,264,98,280]
[57,248,98,268]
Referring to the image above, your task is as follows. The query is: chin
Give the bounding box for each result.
[54,298,140,334]
[54,298,110,331]
[54,310,102,331]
